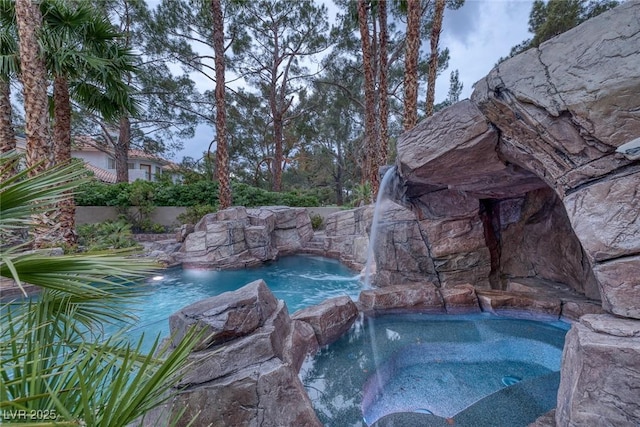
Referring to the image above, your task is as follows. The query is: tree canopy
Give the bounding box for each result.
[6,0,471,207]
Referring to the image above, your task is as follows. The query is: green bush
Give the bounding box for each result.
[310,214,324,230]
[76,181,131,206]
[76,179,319,208]
[77,219,139,251]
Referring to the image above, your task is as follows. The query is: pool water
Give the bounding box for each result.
[101,255,360,353]
[300,313,569,427]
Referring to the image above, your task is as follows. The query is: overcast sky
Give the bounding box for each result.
[438,0,533,99]
[174,0,535,162]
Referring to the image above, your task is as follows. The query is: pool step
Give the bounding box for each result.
[302,233,327,253]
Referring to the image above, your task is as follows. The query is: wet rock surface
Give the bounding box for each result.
[358,283,444,314]
[291,296,359,347]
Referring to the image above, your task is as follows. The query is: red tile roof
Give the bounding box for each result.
[83,162,117,183]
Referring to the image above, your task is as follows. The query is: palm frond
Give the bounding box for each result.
[1,148,202,426]
[1,293,203,426]
[0,153,89,230]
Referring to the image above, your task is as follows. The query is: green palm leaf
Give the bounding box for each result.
[0,151,201,426]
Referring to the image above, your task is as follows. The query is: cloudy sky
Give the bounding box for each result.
[174,0,535,161]
[437,0,533,98]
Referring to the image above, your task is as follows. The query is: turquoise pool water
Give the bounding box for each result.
[301,313,569,427]
[101,255,360,353]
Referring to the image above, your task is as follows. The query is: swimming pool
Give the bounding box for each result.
[301,312,569,427]
[101,255,361,353]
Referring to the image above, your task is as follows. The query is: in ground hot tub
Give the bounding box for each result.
[301,312,569,427]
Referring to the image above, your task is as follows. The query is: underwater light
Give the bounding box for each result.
[152,275,164,281]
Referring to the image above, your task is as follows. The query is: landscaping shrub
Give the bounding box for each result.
[310,214,324,230]
[0,152,201,425]
[76,179,320,208]
[77,219,139,250]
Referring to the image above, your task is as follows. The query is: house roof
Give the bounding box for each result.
[72,136,175,165]
[15,135,180,178]
[83,162,117,183]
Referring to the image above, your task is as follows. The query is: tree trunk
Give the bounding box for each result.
[15,0,51,176]
[268,31,284,193]
[403,0,421,130]
[335,140,344,206]
[53,75,77,246]
[426,0,445,117]
[378,0,389,173]
[357,0,379,200]
[211,0,232,209]
[53,76,71,166]
[15,0,53,248]
[116,116,130,183]
[272,112,283,192]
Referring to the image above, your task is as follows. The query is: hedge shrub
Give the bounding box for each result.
[76,179,320,208]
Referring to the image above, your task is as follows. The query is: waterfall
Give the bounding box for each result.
[361,166,403,426]
[362,166,403,289]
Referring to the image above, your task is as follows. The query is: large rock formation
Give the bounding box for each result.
[396,2,640,319]
[162,280,322,427]
[394,3,640,426]
[178,206,313,269]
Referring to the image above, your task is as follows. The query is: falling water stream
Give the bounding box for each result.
[361,167,403,422]
[362,167,400,290]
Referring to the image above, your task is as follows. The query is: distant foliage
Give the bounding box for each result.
[232,183,320,207]
[76,179,320,208]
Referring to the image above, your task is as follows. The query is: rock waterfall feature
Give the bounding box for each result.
[395,2,640,426]
[161,3,639,426]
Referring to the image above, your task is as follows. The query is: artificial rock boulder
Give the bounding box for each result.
[291,296,359,347]
[321,196,487,289]
[178,206,313,269]
[469,2,640,318]
[322,205,374,269]
[557,314,640,426]
[163,280,321,427]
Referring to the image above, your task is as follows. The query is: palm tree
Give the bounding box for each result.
[14,0,52,177]
[40,0,139,246]
[378,0,389,172]
[211,0,232,209]
[357,0,379,200]
[7,0,139,246]
[13,0,55,249]
[0,151,201,426]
